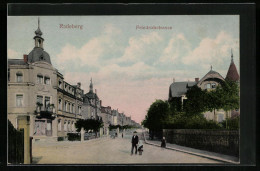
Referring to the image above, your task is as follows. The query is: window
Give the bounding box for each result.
[37,74,43,84]
[64,121,67,131]
[58,99,62,110]
[58,119,61,131]
[45,96,50,109]
[79,107,81,115]
[44,76,50,85]
[59,81,62,89]
[37,95,43,107]
[64,101,67,112]
[206,83,211,89]
[68,103,71,112]
[211,83,216,88]
[71,121,74,132]
[68,121,71,132]
[16,72,23,82]
[64,84,67,91]
[16,95,23,107]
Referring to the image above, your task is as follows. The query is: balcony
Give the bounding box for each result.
[35,104,56,120]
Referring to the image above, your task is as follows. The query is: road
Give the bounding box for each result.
[32,132,221,164]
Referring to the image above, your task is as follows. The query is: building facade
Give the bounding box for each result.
[8,19,84,141]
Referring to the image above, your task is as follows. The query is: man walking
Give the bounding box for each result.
[131,131,139,155]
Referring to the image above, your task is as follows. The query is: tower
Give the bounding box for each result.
[226,49,240,82]
[34,17,44,49]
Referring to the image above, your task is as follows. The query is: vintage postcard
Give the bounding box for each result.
[7,14,240,165]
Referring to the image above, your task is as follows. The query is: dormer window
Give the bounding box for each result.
[16,72,23,82]
[59,81,62,89]
[37,74,43,84]
[211,83,216,89]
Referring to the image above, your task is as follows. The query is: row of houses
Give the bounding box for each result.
[7,19,138,142]
[168,50,240,122]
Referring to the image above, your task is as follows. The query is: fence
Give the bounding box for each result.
[8,126,24,164]
[163,129,239,157]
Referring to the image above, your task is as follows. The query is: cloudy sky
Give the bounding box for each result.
[8,16,239,123]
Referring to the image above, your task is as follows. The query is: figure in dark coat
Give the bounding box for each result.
[161,137,166,148]
[131,131,139,155]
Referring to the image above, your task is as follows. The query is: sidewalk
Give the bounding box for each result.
[142,132,239,164]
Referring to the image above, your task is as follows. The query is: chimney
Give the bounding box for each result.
[95,89,97,94]
[100,100,102,106]
[195,78,199,82]
[23,54,28,63]
[77,82,81,88]
[173,78,175,83]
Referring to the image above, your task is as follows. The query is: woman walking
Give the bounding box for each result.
[161,137,166,148]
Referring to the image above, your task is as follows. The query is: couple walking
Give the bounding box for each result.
[131,131,143,155]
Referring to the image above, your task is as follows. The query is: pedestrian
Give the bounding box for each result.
[122,133,123,138]
[115,132,117,138]
[131,131,139,155]
[161,137,166,148]
[137,140,144,155]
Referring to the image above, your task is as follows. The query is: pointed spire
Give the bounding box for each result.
[38,17,40,29]
[89,77,93,92]
[226,49,240,81]
[210,65,212,71]
[231,48,234,63]
[35,17,42,36]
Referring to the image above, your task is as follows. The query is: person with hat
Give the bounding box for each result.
[131,131,139,155]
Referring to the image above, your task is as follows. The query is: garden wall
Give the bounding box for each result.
[163,129,239,157]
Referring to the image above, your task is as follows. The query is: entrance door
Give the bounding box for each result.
[46,120,52,136]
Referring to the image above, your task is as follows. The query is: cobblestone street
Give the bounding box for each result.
[32,134,221,164]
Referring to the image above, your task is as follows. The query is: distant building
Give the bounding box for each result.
[168,51,239,122]
[100,106,113,135]
[82,79,102,121]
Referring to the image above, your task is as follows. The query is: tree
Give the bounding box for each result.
[75,119,103,133]
[184,86,208,116]
[142,100,171,139]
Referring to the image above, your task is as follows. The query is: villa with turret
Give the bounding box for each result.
[168,50,240,122]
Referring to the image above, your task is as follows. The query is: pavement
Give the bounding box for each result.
[31,132,222,164]
[142,131,240,164]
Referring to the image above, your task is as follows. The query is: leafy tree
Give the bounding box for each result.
[184,86,208,116]
[221,80,240,112]
[145,100,170,130]
[75,119,103,133]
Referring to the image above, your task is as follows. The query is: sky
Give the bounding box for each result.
[7,16,239,123]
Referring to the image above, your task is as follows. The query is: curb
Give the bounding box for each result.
[142,132,239,164]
